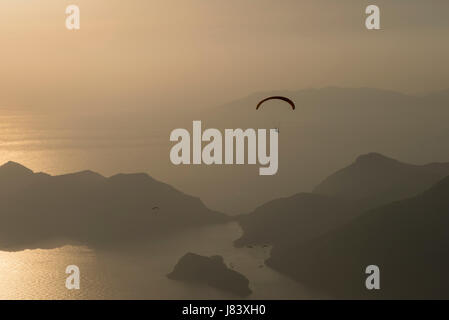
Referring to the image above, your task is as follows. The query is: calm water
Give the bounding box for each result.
[0,222,321,300]
[0,110,323,299]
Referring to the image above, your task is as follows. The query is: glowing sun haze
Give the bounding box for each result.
[0,0,448,113]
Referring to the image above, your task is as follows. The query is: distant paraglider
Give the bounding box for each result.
[256,96,296,111]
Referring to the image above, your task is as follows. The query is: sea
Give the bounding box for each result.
[0,222,321,300]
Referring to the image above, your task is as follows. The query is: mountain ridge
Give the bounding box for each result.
[0,161,228,251]
[267,172,449,299]
[313,152,449,210]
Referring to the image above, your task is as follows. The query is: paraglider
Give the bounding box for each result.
[256,96,296,111]
[256,96,296,133]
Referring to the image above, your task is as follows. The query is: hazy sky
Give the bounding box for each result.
[1,0,448,113]
[0,1,449,213]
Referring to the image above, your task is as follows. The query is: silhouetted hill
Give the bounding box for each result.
[313,153,449,210]
[234,193,355,248]
[0,161,35,194]
[168,253,252,297]
[0,161,34,177]
[234,153,449,249]
[0,162,227,251]
[267,175,449,299]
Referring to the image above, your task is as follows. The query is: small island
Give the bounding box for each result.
[167,253,252,297]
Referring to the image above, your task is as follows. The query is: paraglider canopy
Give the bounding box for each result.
[256,96,296,110]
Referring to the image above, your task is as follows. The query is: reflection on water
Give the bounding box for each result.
[0,246,111,300]
[0,222,320,300]
[0,109,169,179]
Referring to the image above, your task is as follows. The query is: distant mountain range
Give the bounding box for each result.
[235,153,449,247]
[0,161,227,251]
[313,152,449,210]
[187,87,449,214]
[235,153,449,298]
